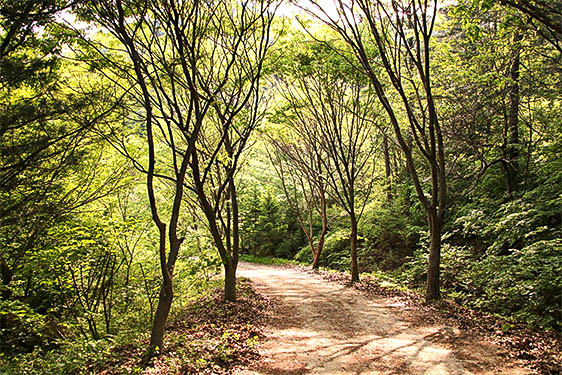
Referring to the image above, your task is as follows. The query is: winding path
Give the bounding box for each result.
[237,262,531,375]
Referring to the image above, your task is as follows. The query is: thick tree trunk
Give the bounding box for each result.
[350,215,359,283]
[425,213,442,301]
[224,261,236,302]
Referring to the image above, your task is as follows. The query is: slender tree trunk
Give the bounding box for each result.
[149,279,173,351]
[313,196,328,271]
[425,212,442,301]
[507,32,521,189]
[224,260,236,302]
[350,214,359,283]
[192,151,238,302]
[230,176,240,273]
[501,159,514,198]
[226,175,239,302]
[0,261,12,300]
[383,134,392,203]
[148,223,174,353]
[0,261,13,349]
[503,32,522,198]
[309,226,326,271]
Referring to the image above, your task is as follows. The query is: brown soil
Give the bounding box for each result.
[236,262,532,375]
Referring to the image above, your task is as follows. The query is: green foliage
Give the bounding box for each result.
[0,337,122,375]
[1,1,562,371]
[399,161,562,330]
[239,187,305,259]
[358,195,421,271]
[239,254,301,266]
[467,239,561,328]
[294,229,350,271]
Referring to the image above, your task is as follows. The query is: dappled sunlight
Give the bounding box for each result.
[236,262,522,375]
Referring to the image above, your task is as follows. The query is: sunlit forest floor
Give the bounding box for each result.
[237,262,553,375]
[95,260,561,375]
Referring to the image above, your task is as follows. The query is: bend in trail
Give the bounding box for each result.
[237,262,531,375]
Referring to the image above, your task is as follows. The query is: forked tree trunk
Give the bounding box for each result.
[312,192,328,271]
[350,215,359,283]
[311,218,327,271]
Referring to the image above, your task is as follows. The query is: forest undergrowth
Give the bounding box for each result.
[96,278,272,375]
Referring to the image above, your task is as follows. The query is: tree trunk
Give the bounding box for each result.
[312,249,321,270]
[350,215,359,283]
[0,261,13,344]
[148,224,173,354]
[503,32,521,198]
[312,185,328,271]
[508,32,521,186]
[383,134,392,203]
[0,261,13,300]
[224,175,240,301]
[224,261,236,302]
[149,276,173,351]
[425,213,442,301]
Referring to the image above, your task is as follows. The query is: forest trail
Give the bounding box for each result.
[236,262,531,375]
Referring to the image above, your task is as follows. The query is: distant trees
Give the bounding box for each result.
[309,0,446,299]
[84,0,277,351]
[266,119,330,270]
[238,186,302,258]
[268,37,379,281]
[439,1,560,197]
[498,0,562,50]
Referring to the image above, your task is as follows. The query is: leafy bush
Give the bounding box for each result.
[0,337,120,375]
[399,164,562,330]
[239,188,306,259]
[358,199,420,271]
[293,229,350,270]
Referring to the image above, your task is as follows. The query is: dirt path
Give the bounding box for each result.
[236,262,532,375]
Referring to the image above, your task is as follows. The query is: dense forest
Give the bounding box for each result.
[0,0,560,374]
